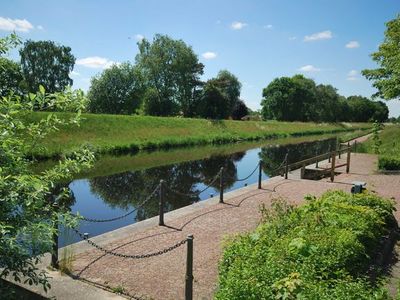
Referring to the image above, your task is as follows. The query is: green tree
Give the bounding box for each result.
[362,15,400,99]
[261,75,316,122]
[213,70,242,116]
[347,95,377,122]
[232,99,249,120]
[198,81,229,119]
[0,57,24,97]
[315,84,341,122]
[0,35,93,295]
[372,101,389,122]
[88,62,144,114]
[20,40,75,93]
[135,34,204,117]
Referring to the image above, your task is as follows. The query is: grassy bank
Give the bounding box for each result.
[216,191,396,299]
[356,124,400,170]
[26,112,371,158]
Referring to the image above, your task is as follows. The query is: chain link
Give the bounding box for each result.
[165,169,222,197]
[73,228,187,259]
[235,162,260,182]
[268,155,289,175]
[74,184,160,223]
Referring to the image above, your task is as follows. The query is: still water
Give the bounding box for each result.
[60,137,337,247]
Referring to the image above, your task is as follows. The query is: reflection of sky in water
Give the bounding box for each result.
[60,138,336,247]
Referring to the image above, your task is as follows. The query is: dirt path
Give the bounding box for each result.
[66,152,400,300]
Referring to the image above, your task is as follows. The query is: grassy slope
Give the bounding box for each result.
[26,112,372,158]
[357,124,400,170]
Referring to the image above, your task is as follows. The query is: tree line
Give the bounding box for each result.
[261,74,389,122]
[1,34,249,120]
[1,32,395,122]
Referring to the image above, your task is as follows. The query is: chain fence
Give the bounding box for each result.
[165,169,222,197]
[73,228,188,259]
[235,162,260,182]
[73,184,160,223]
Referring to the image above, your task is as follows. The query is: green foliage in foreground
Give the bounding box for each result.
[357,124,400,170]
[24,112,372,158]
[216,191,396,299]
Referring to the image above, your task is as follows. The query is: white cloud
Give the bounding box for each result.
[37,25,44,30]
[76,56,119,69]
[345,41,360,49]
[298,65,320,72]
[348,70,357,77]
[0,17,34,32]
[134,34,144,41]
[263,24,273,29]
[304,30,332,42]
[347,70,359,81]
[231,21,247,30]
[202,51,217,60]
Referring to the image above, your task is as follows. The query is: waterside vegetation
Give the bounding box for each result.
[26,112,372,159]
[217,191,396,299]
[357,124,400,170]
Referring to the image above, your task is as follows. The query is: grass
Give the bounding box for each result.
[25,112,372,158]
[356,124,400,170]
[216,191,396,299]
[58,229,75,275]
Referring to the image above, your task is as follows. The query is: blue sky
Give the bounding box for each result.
[1,0,399,116]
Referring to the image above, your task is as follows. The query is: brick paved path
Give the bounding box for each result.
[70,153,400,299]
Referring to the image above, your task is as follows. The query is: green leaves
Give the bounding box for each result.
[216,191,395,299]
[362,15,400,100]
[135,34,204,117]
[0,68,94,293]
[19,40,75,94]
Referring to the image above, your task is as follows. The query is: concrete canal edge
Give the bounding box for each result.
[60,176,281,257]
[3,176,282,300]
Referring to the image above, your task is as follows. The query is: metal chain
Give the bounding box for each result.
[75,184,160,223]
[73,228,187,259]
[165,169,222,197]
[268,155,289,175]
[235,162,260,182]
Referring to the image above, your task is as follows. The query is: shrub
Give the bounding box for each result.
[378,156,400,170]
[216,191,395,300]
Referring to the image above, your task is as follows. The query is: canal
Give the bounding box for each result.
[56,134,341,247]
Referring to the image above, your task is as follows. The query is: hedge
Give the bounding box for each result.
[216,191,396,299]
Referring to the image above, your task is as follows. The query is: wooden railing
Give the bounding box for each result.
[279,142,352,182]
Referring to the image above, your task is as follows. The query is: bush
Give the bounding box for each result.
[378,156,400,170]
[216,191,395,300]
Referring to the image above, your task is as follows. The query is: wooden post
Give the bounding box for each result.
[338,142,341,159]
[51,204,59,269]
[219,167,224,203]
[346,142,351,173]
[159,180,165,226]
[185,235,194,300]
[300,163,305,179]
[258,161,262,189]
[328,145,331,163]
[284,154,289,180]
[330,151,336,182]
[354,140,357,153]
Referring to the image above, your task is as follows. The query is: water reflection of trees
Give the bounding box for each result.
[259,138,337,175]
[88,152,245,221]
[85,138,338,222]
